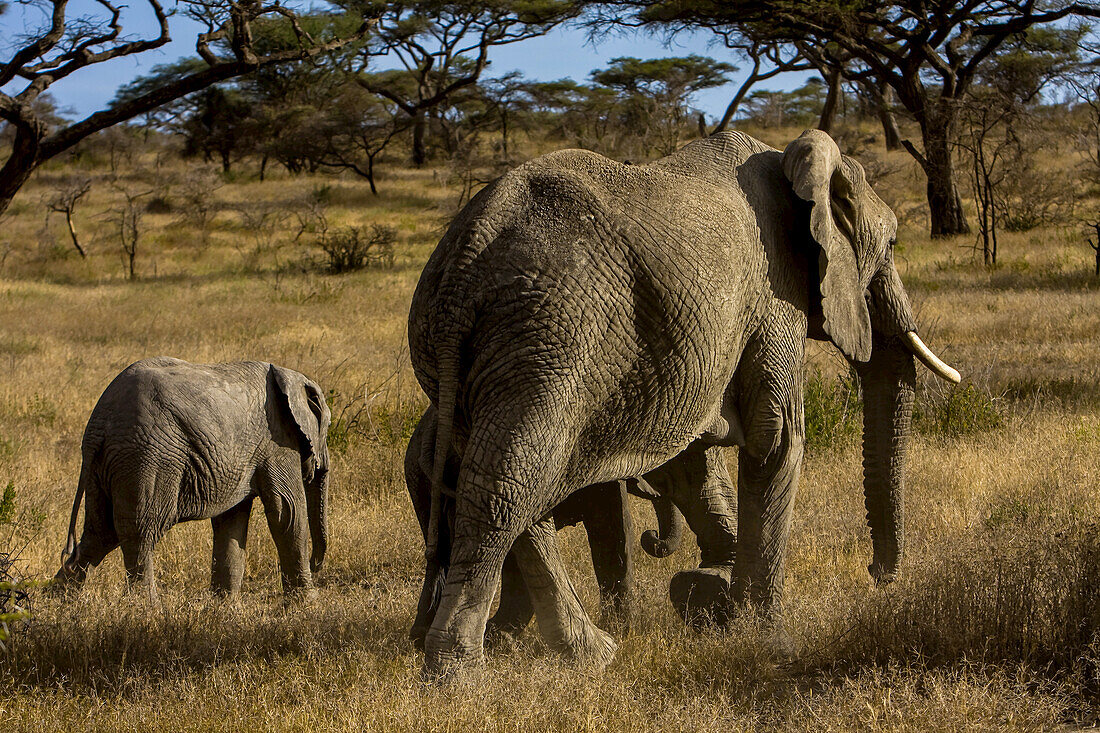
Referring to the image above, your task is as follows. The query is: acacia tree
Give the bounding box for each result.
[591,55,735,156]
[45,175,91,258]
[956,29,1079,264]
[354,0,580,166]
[0,0,372,215]
[317,84,411,193]
[599,0,1100,237]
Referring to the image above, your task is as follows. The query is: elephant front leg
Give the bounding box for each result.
[511,516,617,667]
[722,336,806,659]
[653,445,740,626]
[734,374,805,614]
[258,465,316,598]
[211,497,253,597]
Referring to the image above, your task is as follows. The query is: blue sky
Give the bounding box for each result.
[1,1,813,123]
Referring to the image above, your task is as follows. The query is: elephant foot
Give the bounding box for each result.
[669,566,736,628]
[422,631,485,680]
[598,602,632,636]
[868,560,897,586]
[484,616,529,649]
[47,567,85,597]
[765,617,797,665]
[409,623,430,651]
[282,585,319,607]
[557,623,617,669]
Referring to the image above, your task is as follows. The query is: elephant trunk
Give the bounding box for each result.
[641,496,686,558]
[855,335,916,584]
[307,450,329,574]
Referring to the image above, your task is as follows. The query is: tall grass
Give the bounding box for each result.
[0,145,1096,729]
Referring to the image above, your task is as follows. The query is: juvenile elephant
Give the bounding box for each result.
[409,130,961,674]
[404,405,685,643]
[54,357,331,600]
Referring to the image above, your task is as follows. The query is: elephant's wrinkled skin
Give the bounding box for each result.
[54,357,331,600]
[405,405,686,644]
[408,130,959,674]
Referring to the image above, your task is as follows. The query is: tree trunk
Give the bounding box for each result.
[411,112,426,167]
[863,83,902,151]
[919,110,970,237]
[0,127,43,217]
[366,154,378,196]
[712,57,765,134]
[65,210,87,258]
[817,68,842,134]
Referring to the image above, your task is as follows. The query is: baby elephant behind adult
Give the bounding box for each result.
[54,357,331,600]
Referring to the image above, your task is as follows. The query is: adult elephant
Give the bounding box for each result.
[408,130,960,675]
[54,357,331,600]
[405,405,686,643]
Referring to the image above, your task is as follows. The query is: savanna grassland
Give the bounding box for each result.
[0,128,1098,731]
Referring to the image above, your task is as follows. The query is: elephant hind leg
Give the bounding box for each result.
[577,481,634,629]
[55,483,119,588]
[211,497,253,597]
[421,401,585,675]
[486,551,534,642]
[114,467,181,604]
[511,516,616,667]
[119,536,161,603]
[422,497,517,674]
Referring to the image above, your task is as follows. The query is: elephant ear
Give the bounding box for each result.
[270,365,331,482]
[783,129,872,362]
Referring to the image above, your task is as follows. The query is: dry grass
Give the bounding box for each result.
[0,141,1097,730]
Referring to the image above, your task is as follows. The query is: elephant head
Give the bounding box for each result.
[783,129,960,584]
[271,365,332,574]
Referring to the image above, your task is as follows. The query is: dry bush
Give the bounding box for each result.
[317,224,397,273]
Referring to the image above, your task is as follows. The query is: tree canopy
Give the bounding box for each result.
[0,0,373,215]
[595,0,1100,235]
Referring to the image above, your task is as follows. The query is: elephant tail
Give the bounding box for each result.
[423,345,460,608]
[61,460,94,565]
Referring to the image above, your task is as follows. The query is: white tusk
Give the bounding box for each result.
[903,331,961,384]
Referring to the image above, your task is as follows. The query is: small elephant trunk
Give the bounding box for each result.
[855,335,916,584]
[307,458,328,574]
[641,495,686,559]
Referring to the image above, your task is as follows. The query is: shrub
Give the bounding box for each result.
[916,383,1003,439]
[0,481,32,654]
[804,367,861,453]
[318,224,396,273]
[819,523,1100,675]
[144,194,173,214]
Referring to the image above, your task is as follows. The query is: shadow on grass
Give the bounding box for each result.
[8,527,1100,716]
[3,583,412,692]
[1000,376,1100,412]
[908,261,1100,293]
